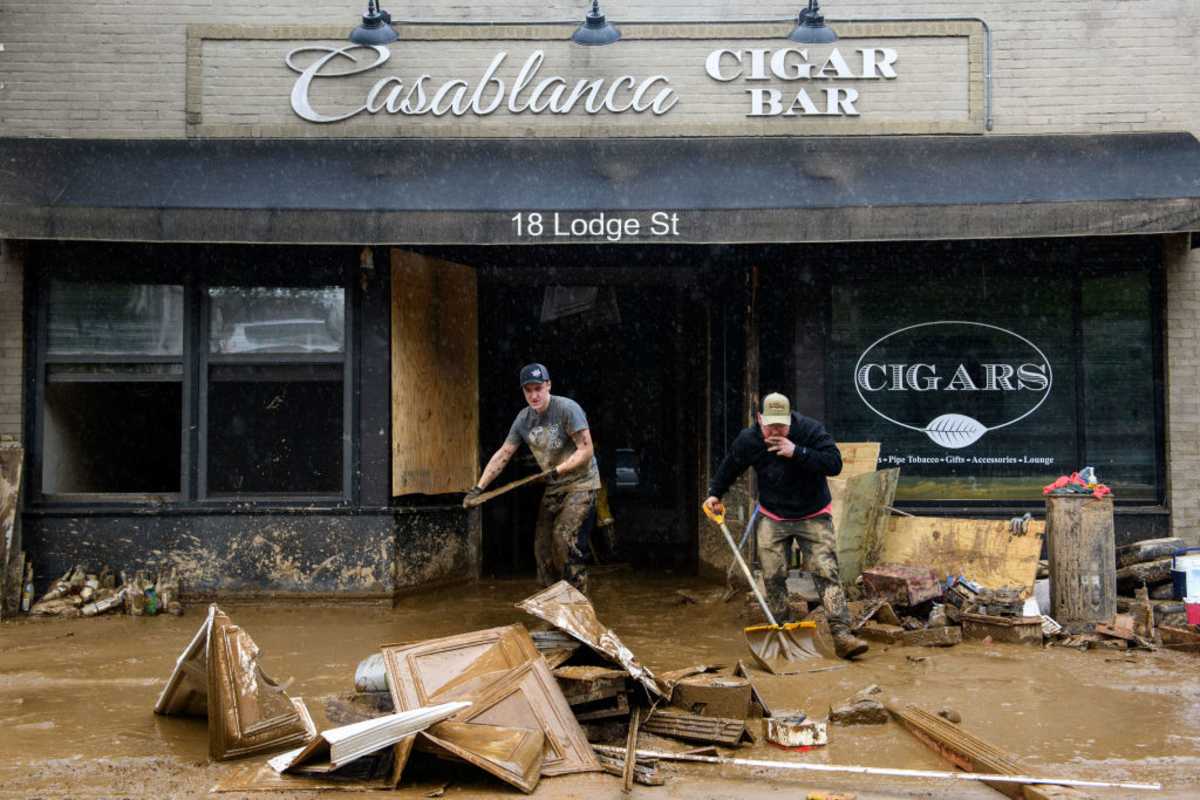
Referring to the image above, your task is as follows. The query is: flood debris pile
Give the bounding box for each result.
[29,564,183,618]
[154,586,1162,796]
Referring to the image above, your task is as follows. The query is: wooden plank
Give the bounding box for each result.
[886,702,1095,800]
[641,709,750,746]
[1116,537,1185,568]
[622,709,641,793]
[390,250,478,496]
[877,516,1045,591]
[837,442,881,479]
[830,467,899,586]
[0,445,23,618]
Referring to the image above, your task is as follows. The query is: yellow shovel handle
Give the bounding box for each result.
[702,503,725,525]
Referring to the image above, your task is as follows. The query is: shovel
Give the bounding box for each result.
[703,503,822,674]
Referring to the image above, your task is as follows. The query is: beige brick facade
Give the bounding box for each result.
[0,242,23,442]
[1166,235,1200,544]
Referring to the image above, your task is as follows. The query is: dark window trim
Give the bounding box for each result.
[27,243,358,508]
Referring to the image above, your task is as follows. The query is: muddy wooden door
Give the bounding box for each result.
[391,250,478,496]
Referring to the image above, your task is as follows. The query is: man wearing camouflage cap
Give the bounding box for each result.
[704,393,868,659]
[468,363,600,594]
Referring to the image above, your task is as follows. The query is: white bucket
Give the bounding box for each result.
[1172,552,1200,599]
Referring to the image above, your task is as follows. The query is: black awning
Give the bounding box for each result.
[2,133,1198,245]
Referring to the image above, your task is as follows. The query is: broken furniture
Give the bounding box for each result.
[517,580,664,697]
[380,621,601,789]
[154,604,317,761]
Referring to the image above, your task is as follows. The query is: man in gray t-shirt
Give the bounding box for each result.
[467,363,600,593]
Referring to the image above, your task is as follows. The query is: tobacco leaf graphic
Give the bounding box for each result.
[924,413,987,449]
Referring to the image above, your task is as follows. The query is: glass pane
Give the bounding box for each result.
[48,281,183,356]
[207,376,343,493]
[828,257,1077,502]
[209,287,345,354]
[42,382,181,493]
[1082,272,1158,501]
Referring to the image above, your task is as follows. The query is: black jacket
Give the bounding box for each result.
[707,412,843,518]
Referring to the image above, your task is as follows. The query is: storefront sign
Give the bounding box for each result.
[853,321,1053,449]
[287,46,678,123]
[190,21,982,137]
[286,44,900,123]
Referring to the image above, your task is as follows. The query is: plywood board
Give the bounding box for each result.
[0,445,23,618]
[876,517,1046,591]
[830,467,900,585]
[837,442,881,479]
[391,250,478,496]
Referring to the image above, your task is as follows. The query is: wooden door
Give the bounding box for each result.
[391,250,478,496]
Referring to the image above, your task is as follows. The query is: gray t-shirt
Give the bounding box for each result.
[505,395,601,495]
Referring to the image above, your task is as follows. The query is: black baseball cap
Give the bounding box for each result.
[519,363,550,386]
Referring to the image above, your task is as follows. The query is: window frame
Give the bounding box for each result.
[27,244,357,509]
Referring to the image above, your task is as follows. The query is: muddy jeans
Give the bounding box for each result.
[757,514,851,631]
[535,489,596,594]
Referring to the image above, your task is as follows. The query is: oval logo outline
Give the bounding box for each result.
[852,320,1054,449]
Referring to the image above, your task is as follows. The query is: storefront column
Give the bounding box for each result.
[0,241,23,441]
[1165,233,1200,545]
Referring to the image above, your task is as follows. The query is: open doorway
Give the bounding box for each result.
[442,245,707,577]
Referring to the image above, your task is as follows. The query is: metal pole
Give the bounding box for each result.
[591,746,1162,792]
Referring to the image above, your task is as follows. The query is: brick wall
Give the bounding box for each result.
[0,241,23,442]
[0,1,1198,137]
[1165,234,1200,544]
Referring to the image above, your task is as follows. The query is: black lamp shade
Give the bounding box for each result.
[788,2,838,44]
[572,2,621,46]
[350,2,398,46]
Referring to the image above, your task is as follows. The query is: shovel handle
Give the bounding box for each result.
[703,504,780,628]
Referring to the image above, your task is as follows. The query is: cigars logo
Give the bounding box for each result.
[853,321,1053,449]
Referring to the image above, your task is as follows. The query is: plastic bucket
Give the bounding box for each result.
[1186,597,1200,626]
[1171,548,1200,600]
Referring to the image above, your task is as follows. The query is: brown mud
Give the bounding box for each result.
[0,572,1197,799]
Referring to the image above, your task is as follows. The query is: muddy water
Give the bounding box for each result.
[0,573,1196,799]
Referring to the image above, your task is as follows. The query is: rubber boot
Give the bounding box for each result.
[830,625,870,659]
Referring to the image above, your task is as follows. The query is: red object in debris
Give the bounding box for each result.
[861,564,942,607]
[1042,472,1113,498]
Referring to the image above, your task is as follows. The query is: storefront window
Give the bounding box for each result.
[826,245,1160,503]
[42,281,184,494]
[204,286,346,497]
[34,252,352,503]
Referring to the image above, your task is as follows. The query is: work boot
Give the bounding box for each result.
[831,626,870,660]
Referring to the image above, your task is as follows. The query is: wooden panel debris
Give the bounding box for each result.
[450,658,602,777]
[877,516,1045,591]
[641,708,753,746]
[390,249,478,496]
[829,467,899,585]
[961,613,1043,646]
[517,581,664,698]
[671,673,752,720]
[733,660,772,718]
[200,606,318,761]
[595,750,664,787]
[418,721,545,794]
[837,442,881,478]
[0,445,23,618]
[886,702,1095,799]
[622,709,642,793]
[382,625,539,708]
